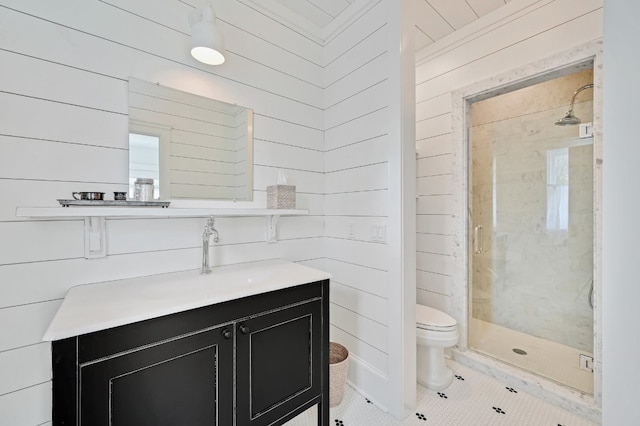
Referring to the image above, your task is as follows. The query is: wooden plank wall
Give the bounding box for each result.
[0,0,325,424]
[414,0,603,312]
[322,0,394,407]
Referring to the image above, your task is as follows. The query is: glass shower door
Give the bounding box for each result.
[468,70,594,394]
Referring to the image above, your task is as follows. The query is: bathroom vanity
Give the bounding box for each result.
[45,260,331,426]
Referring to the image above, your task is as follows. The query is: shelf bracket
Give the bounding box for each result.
[84,217,107,259]
[266,215,280,243]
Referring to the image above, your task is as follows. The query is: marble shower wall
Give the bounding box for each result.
[470,69,594,353]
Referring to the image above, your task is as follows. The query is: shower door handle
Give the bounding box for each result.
[474,225,483,254]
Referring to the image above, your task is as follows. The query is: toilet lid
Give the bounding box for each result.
[416,304,457,331]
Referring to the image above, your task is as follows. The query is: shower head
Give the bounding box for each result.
[555,110,582,126]
[555,83,594,126]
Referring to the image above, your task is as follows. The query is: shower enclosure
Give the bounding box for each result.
[468,69,594,394]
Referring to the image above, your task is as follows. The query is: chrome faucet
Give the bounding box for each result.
[201,216,219,274]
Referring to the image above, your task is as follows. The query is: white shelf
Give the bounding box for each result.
[16,206,309,258]
[15,206,308,219]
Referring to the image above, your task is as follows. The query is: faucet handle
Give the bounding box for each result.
[206,215,219,243]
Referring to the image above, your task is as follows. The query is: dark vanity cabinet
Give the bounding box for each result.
[236,299,323,425]
[52,280,329,426]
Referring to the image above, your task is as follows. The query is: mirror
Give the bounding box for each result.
[128,78,253,201]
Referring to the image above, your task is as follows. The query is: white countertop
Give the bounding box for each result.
[43,259,331,341]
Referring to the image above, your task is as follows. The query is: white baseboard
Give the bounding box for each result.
[343,352,391,413]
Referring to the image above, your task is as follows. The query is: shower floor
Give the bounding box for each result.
[469,318,593,395]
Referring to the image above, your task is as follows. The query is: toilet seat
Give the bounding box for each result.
[416,304,457,332]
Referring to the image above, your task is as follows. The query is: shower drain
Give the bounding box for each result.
[512,348,527,355]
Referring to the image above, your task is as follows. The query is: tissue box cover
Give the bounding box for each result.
[267,185,296,209]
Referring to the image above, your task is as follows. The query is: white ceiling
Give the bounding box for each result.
[241,0,510,48]
[414,0,511,51]
[270,0,355,28]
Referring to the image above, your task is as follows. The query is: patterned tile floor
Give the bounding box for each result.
[285,360,599,426]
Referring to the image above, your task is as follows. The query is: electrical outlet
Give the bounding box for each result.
[579,354,594,372]
[579,122,593,138]
[371,224,386,242]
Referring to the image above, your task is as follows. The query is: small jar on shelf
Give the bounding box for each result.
[134,178,154,201]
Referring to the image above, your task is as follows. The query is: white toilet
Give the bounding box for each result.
[416,303,459,391]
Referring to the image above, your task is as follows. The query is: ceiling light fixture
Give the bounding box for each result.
[189,1,226,65]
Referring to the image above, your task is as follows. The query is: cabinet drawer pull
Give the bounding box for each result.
[222,329,232,339]
[239,325,249,334]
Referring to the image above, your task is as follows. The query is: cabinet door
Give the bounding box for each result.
[79,325,234,426]
[236,299,322,426]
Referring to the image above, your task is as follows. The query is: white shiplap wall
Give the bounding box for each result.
[414,0,603,313]
[320,0,416,417]
[321,0,416,416]
[0,0,325,424]
[323,0,395,408]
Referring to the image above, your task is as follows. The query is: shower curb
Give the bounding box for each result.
[451,349,601,424]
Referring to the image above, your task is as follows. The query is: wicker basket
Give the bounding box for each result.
[267,185,296,209]
[329,342,349,407]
